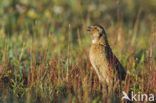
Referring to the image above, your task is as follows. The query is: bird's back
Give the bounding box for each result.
[105,45,126,80]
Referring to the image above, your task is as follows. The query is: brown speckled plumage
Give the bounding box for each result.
[88,24,126,84]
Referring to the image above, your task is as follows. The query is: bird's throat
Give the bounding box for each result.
[92,39,97,43]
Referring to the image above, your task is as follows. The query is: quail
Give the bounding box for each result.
[88,24,126,84]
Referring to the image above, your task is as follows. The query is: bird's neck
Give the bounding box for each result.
[98,33,109,47]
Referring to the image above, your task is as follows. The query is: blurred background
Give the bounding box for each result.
[0,0,156,103]
[0,0,156,36]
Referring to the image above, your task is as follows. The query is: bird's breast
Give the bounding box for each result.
[89,44,108,66]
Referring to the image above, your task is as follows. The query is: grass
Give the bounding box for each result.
[0,0,156,103]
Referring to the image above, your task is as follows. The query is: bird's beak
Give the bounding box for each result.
[87,26,91,31]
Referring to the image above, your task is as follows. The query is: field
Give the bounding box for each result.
[0,0,156,103]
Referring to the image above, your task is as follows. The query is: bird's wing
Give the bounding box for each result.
[105,46,126,80]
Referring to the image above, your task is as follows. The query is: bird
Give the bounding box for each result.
[88,24,126,85]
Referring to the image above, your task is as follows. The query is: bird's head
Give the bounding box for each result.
[87,24,105,44]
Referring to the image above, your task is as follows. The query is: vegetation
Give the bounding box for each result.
[0,0,156,103]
